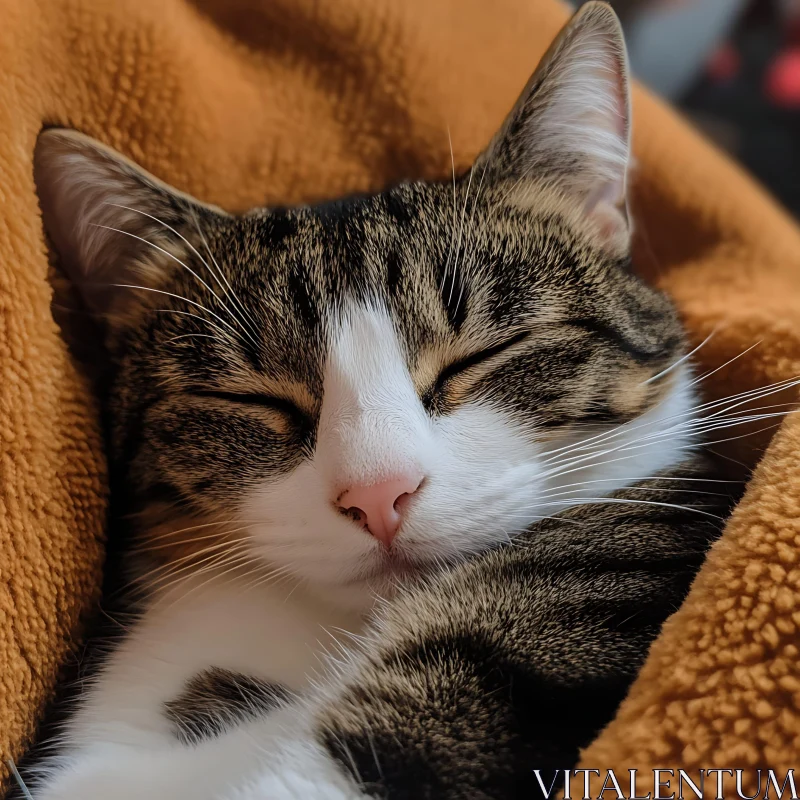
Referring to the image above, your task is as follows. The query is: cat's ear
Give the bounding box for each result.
[34,129,225,322]
[477,2,631,247]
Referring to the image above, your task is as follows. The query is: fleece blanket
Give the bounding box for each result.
[2,0,799,792]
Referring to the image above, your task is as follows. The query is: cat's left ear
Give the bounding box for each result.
[34,129,227,327]
[477,1,631,249]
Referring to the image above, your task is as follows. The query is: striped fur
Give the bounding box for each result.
[26,4,735,799]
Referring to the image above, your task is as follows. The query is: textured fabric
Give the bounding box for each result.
[2,0,799,790]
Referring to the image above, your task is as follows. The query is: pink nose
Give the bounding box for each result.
[337,474,423,547]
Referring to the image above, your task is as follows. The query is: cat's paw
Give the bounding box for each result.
[33,769,145,800]
[32,734,366,800]
[30,736,266,800]
[227,768,365,800]
[224,740,367,800]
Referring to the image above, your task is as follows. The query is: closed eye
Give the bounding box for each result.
[192,390,306,423]
[427,330,530,401]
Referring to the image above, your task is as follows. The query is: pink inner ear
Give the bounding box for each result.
[583,177,629,246]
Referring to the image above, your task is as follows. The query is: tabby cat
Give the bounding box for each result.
[29,4,732,798]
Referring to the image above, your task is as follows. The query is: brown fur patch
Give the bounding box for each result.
[164,667,291,745]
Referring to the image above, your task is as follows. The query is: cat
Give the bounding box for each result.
[27,3,734,798]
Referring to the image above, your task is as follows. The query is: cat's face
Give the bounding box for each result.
[35,4,694,605]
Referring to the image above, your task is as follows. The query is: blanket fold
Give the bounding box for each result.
[1,0,799,790]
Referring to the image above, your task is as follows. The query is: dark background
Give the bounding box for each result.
[582,0,800,216]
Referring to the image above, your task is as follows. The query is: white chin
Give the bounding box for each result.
[304,554,429,611]
[305,578,385,613]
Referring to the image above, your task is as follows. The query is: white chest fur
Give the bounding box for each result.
[67,574,364,748]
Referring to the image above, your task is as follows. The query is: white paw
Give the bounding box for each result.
[31,724,366,800]
[224,740,367,800]
[32,734,268,800]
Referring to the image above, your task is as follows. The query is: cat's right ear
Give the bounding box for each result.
[34,129,226,322]
[476,2,631,251]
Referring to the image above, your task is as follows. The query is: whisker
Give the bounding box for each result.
[454,158,491,319]
[164,333,221,346]
[152,551,263,608]
[536,410,794,491]
[537,376,800,469]
[239,565,299,596]
[530,497,723,520]
[132,538,254,594]
[6,760,33,800]
[552,475,740,486]
[188,207,264,341]
[448,163,474,307]
[706,446,751,470]
[280,575,306,605]
[440,126,458,296]
[686,420,784,451]
[153,308,239,347]
[90,222,260,350]
[699,386,800,421]
[367,730,385,783]
[329,732,365,790]
[534,484,730,503]
[106,202,262,344]
[540,417,788,497]
[106,282,251,349]
[687,340,762,387]
[136,518,267,544]
[142,540,253,583]
[137,531,254,554]
[544,409,795,480]
[640,328,717,386]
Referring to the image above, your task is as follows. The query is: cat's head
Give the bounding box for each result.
[35,3,694,606]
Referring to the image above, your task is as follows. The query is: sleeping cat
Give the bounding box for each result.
[28,3,733,798]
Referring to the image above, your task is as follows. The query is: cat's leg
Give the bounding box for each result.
[33,733,262,800]
[32,572,363,798]
[219,729,366,800]
[33,710,364,800]
[59,571,360,743]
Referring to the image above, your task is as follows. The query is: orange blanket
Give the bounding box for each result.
[2,0,799,790]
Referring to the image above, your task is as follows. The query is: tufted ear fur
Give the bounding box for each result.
[34,129,226,326]
[477,2,631,250]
